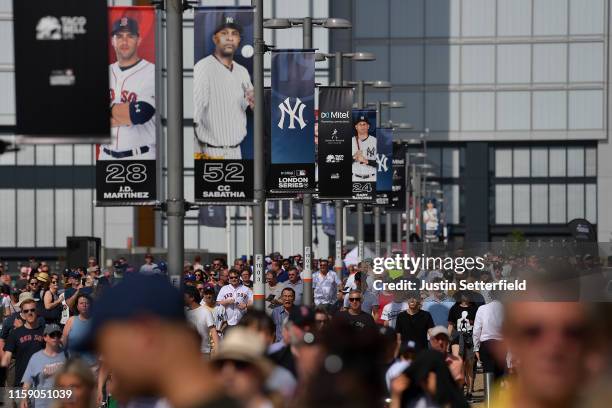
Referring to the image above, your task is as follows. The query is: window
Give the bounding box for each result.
[567,184,584,220]
[443,184,460,224]
[497,0,531,36]
[533,44,567,83]
[513,148,530,177]
[549,147,566,177]
[531,185,548,223]
[495,185,512,224]
[497,45,531,84]
[567,147,584,177]
[585,147,597,176]
[533,91,567,130]
[495,149,512,177]
[0,189,16,246]
[585,184,597,223]
[442,148,459,178]
[531,148,548,177]
[513,185,530,223]
[36,190,54,247]
[497,92,530,130]
[549,184,566,223]
[533,0,568,36]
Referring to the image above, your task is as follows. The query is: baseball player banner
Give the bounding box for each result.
[96,6,157,205]
[198,205,226,228]
[268,50,316,193]
[375,127,393,205]
[351,109,377,201]
[317,87,354,199]
[390,142,406,211]
[193,7,255,203]
[13,0,109,142]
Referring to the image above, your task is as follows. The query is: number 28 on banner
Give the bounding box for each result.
[96,161,156,202]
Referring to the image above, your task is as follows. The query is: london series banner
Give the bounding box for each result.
[390,142,406,211]
[351,109,377,201]
[96,6,157,205]
[193,7,255,203]
[13,0,109,142]
[375,127,393,205]
[268,50,315,193]
[317,87,354,199]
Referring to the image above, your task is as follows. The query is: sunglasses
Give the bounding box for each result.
[349,297,362,302]
[22,308,36,314]
[29,281,39,285]
[47,332,62,339]
[217,359,252,371]
[229,276,239,280]
[51,280,58,284]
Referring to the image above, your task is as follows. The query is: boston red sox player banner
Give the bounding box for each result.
[96,6,157,205]
[317,87,354,199]
[375,127,393,205]
[268,50,315,193]
[13,0,109,142]
[193,7,255,203]
[351,109,377,201]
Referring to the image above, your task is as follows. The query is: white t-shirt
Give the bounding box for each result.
[381,301,409,329]
[216,284,253,326]
[186,306,215,354]
[202,303,228,334]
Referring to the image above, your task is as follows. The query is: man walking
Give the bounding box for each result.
[271,288,296,342]
[334,290,376,330]
[216,269,253,326]
[395,296,434,353]
[313,259,340,308]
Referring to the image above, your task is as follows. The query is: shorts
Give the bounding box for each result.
[451,331,475,362]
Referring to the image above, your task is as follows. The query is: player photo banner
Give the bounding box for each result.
[390,142,406,211]
[13,0,109,142]
[96,6,157,205]
[317,87,354,199]
[193,7,255,203]
[375,127,393,205]
[268,50,316,193]
[351,109,377,201]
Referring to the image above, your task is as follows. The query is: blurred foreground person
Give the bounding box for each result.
[74,273,238,408]
[54,358,96,408]
[391,350,468,408]
[494,301,601,408]
[213,326,275,408]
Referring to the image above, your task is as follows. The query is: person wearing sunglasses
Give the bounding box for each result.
[334,290,376,331]
[1,298,45,388]
[42,276,64,324]
[20,323,66,408]
[216,269,253,327]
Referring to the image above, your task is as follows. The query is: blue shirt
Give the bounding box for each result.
[272,306,292,342]
[276,269,289,283]
[422,297,455,327]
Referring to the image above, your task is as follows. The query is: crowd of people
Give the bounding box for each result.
[0,250,609,408]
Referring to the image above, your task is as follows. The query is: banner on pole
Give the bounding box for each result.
[351,109,377,201]
[375,127,393,205]
[268,50,315,193]
[198,205,226,228]
[390,142,406,211]
[193,7,255,203]
[317,87,354,199]
[13,0,109,143]
[96,6,157,205]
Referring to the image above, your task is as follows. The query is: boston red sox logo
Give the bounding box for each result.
[110,89,138,103]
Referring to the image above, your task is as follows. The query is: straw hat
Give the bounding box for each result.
[213,327,273,376]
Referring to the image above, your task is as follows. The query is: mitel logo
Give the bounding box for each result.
[320,111,350,120]
[36,16,87,40]
[278,97,306,129]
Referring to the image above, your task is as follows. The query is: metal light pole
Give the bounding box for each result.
[166,0,184,284]
[265,17,351,306]
[252,0,266,310]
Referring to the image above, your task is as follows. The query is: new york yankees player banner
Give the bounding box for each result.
[96,6,157,205]
[317,87,354,199]
[375,127,393,205]
[268,50,316,194]
[351,109,377,201]
[193,7,255,203]
[13,0,109,142]
[390,142,406,211]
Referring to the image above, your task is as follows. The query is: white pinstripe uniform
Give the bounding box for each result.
[193,55,253,159]
[352,134,377,182]
[99,59,156,161]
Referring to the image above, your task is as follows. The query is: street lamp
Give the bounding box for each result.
[264,16,351,307]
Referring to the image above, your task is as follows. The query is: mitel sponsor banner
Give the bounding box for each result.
[268,50,315,193]
[317,87,354,199]
[375,127,393,205]
[390,142,406,211]
[14,0,109,142]
[193,7,255,203]
[351,109,377,201]
[96,6,157,205]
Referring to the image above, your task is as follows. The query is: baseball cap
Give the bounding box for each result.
[72,273,185,351]
[15,280,28,291]
[430,325,450,339]
[44,323,62,336]
[214,15,243,35]
[355,115,370,125]
[111,16,139,36]
[399,340,417,355]
[288,305,315,329]
[36,272,49,283]
[203,284,216,295]
[69,271,81,280]
[184,273,196,282]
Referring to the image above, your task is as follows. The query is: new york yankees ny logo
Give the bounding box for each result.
[278,97,307,129]
[377,153,388,172]
[367,147,376,157]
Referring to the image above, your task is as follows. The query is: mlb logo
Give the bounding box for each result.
[297,170,306,176]
[121,17,128,26]
[225,16,234,24]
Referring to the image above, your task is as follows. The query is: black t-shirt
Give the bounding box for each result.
[395,310,434,353]
[4,324,45,386]
[448,303,478,332]
[335,310,377,330]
